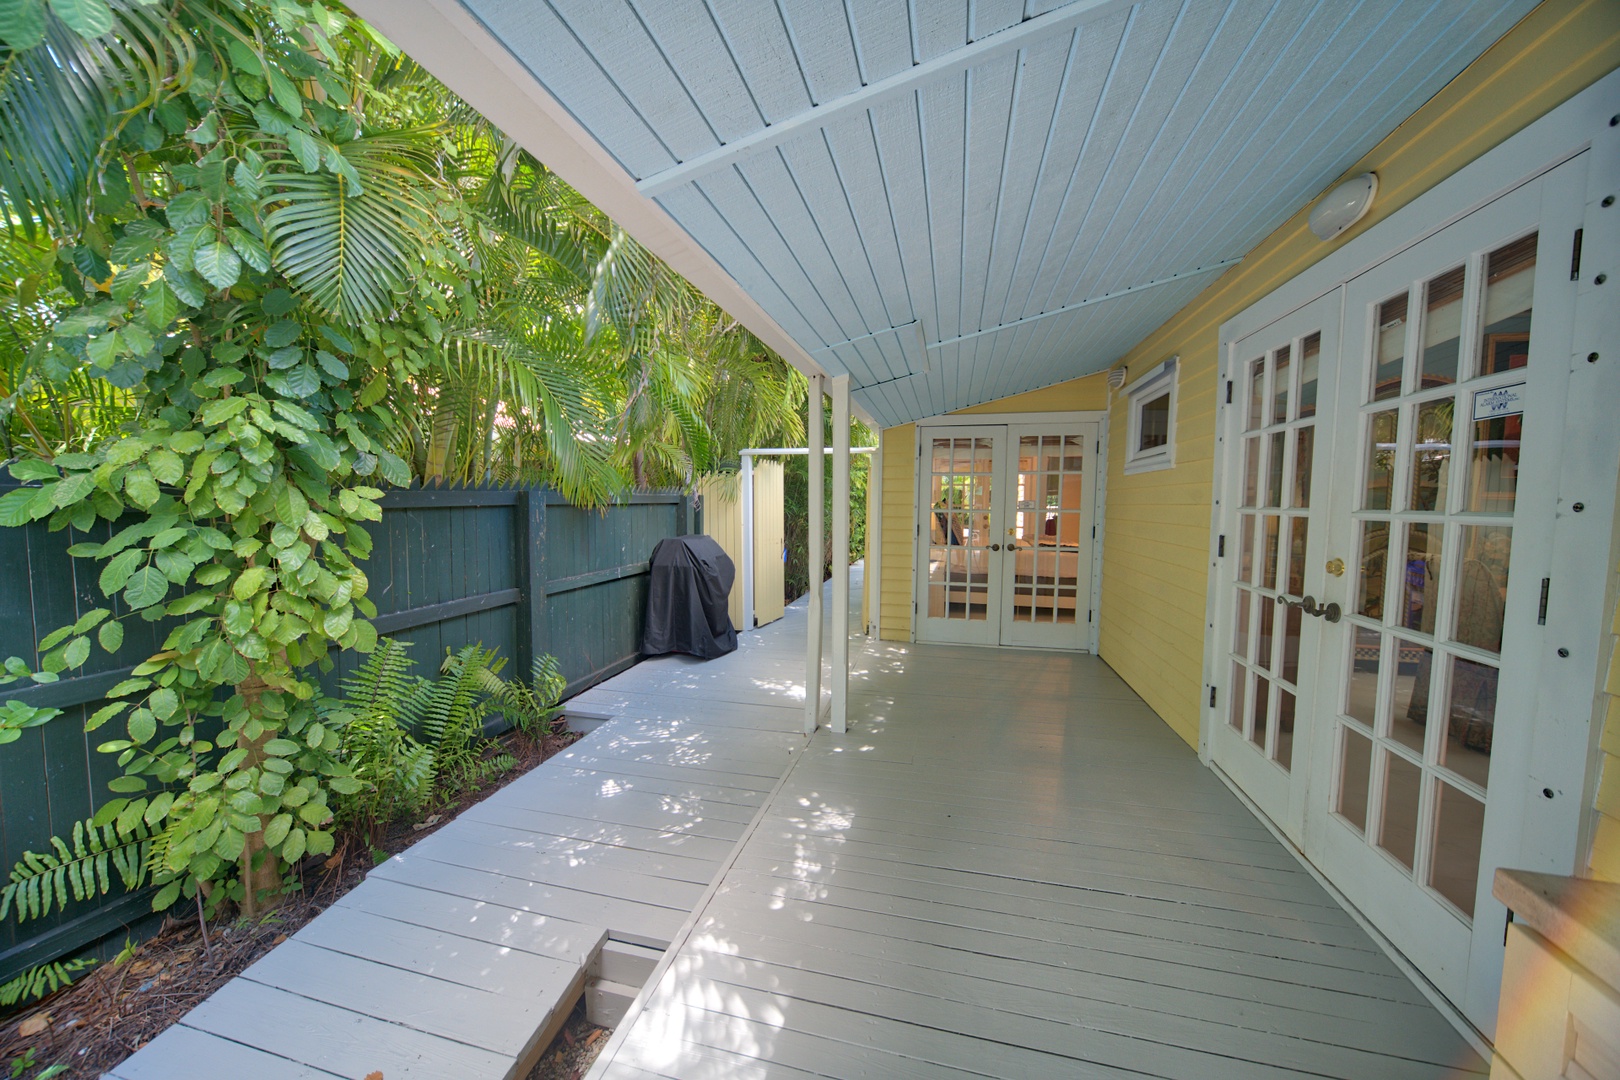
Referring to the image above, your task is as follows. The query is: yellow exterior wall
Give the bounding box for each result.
[1093,0,1619,748]
[870,0,1620,742]
[875,373,1109,641]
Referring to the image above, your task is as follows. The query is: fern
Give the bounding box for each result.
[0,819,151,924]
[0,958,96,1008]
[422,644,501,792]
[496,654,567,738]
[327,638,437,835]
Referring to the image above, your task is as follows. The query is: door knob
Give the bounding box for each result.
[1325,557,1346,577]
[1287,595,1342,622]
[989,543,1002,551]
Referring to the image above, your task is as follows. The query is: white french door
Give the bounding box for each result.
[915,421,1099,650]
[1212,154,1591,1034]
[1209,292,1342,845]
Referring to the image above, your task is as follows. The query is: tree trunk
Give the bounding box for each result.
[235,671,281,918]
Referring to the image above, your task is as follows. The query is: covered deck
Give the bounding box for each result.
[590,578,1485,1078]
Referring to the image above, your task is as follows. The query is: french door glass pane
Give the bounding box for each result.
[1252,678,1270,750]
[1338,726,1373,832]
[1378,750,1422,871]
[1233,588,1252,656]
[1430,782,1486,917]
[1454,525,1510,652]
[1467,409,1523,513]
[1441,655,1495,790]
[1273,346,1291,424]
[1281,604,1302,684]
[1356,521,1389,619]
[1298,333,1320,418]
[1401,523,1443,635]
[1248,358,1266,430]
[1257,596,1276,672]
[1239,514,1255,584]
[1243,437,1261,506]
[1363,410,1398,509]
[1390,638,1434,748]
[1229,661,1246,731]
[1373,293,1408,400]
[1478,233,1536,375]
[1276,691,1295,771]
[1410,399,1453,512]
[1262,515,1281,590]
[1288,517,1308,596]
[1267,431,1286,506]
[1347,627,1380,727]
[1293,428,1315,507]
[1419,266,1465,387]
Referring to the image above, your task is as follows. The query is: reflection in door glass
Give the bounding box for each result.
[929,437,991,623]
[1298,333,1320,418]
[1346,627,1380,728]
[1478,233,1535,375]
[1356,521,1388,619]
[1248,358,1266,430]
[1389,638,1434,752]
[1467,408,1523,513]
[1454,525,1511,652]
[1281,604,1302,684]
[1441,655,1495,790]
[1401,523,1443,635]
[1378,750,1422,871]
[1256,596,1276,672]
[1273,345,1291,424]
[1430,782,1486,918]
[1288,517,1308,597]
[1251,678,1270,751]
[1419,266,1465,386]
[1262,516,1281,591]
[1338,726,1373,833]
[1276,691,1295,771]
[1232,588,1252,657]
[1243,437,1261,507]
[1230,661,1247,732]
[1363,410,1398,509]
[1410,399,1453,512]
[1267,432,1286,507]
[1373,293,1408,401]
[1293,428,1314,508]
[1239,514,1255,584]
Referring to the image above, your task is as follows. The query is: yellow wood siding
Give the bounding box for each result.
[697,464,786,631]
[697,473,746,630]
[1094,0,1620,748]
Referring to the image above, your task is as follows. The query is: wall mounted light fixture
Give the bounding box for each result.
[1308,172,1378,241]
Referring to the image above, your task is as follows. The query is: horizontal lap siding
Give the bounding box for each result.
[878,424,915,641]
[1099,0,1620,750]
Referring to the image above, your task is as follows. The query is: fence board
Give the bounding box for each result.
[0,483,693,982]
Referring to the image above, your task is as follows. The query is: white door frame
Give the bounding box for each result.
[1202,69,1620,1045]
[913,411,1108,652]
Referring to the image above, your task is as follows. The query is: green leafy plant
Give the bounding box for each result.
[419,643,506,794]
[0,957,96,1009]
[483,653,565,739]
[0,817,152,923]
[326,637,435,838]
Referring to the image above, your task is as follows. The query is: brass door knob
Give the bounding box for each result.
[1325,558,1346,577]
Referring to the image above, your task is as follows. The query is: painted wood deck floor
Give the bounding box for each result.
[591,618,1490,1077]
[106,587,833,1080]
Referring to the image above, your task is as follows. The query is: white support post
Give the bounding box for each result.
[805,375,824,735]
[866,439,882,638]
[830,375,850,734]
[739,452,755,633]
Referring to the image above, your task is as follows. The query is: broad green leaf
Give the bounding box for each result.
[232,566,268,601]
[268,364,320,398]
[98,620,124,653]
[221,599,253,637]
[144,281,181,328]
[123,468,160,508]
[281,827,306,863]
[266,66,303,121]
[49,471,94,507]
[199,396,249,426]
[126,707,156,743]
[149,687,179,719]
[0,487,40,526]
[47,0,113,38]
[263,738,300,757]
[227,227,271,273]
[193,240,242,290]
[61,635,90,669]
[165,190,211,229]
[123,566,169,610]
[8,458,57,481]
[265,320,301,348]
[262,288,297,315]
[98,549,143,595]
[170,430,205,454]
[86,701,129,731]
[315,349,348,379]
[152,880,182,911]
[0,0,48,49]
[226,37,263,77]
[297,802,332,826]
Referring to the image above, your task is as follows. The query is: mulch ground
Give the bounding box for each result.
[0,723,607,1080]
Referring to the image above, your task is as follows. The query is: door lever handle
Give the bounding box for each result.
[989,543,1002,551]
[1286,595,1341,622]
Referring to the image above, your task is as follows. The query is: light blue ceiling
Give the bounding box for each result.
[457,0,1535,428]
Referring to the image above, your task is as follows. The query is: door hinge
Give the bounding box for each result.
[916,522,920,538]
[1095,439,1100,454]
[1225,380,1233,404]
[1571,228,1584,280]
[1088,608,1093,623]
[1092,525,1096,539]
[1538,577,1550,624]
[1218,534,1226,557]
[1209,686,1218,708]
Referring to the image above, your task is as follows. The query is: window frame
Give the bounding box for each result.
[1124,357,1178,475]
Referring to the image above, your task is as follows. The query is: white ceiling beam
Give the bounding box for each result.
[345,0,880,428]
[636,0,1135,198]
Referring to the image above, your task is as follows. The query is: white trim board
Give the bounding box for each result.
[1218,68,1620,344]
[915,410,1109,428]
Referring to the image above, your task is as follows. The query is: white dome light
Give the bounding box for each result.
[1308,172,1379,241]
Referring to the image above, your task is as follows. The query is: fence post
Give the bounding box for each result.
[518,487,548,673]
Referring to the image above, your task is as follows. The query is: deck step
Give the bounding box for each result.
[585,977,642,1028]
[595,940,664,986]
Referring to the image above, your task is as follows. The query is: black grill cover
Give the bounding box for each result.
[642,536,738,659]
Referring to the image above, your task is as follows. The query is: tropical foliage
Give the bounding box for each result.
[0,0,805,933]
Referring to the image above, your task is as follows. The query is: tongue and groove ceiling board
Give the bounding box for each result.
[444,0,1535,428]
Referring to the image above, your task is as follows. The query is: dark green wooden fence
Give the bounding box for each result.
[0,483,694,982]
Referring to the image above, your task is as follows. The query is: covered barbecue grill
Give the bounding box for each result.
[642,535,738,659]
